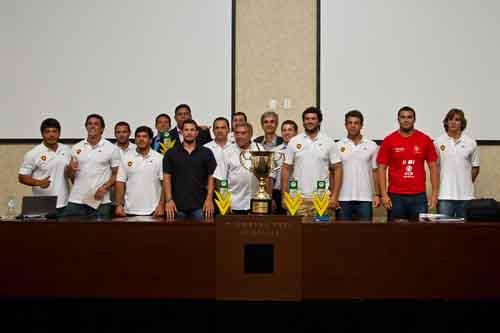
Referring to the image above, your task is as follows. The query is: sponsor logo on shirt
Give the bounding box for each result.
[403,159,415,178]
[393,147,405,153]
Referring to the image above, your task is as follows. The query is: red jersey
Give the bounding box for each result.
[377,130,437,194]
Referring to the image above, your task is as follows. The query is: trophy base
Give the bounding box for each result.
[250,198,272,215]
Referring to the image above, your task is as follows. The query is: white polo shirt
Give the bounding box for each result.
[204,140,233,170]
[435,133,480,200]
[272,143,288,190]
[18,143,72,208]
[116,149,163,215]
[285,132,341,199]
[68,138,121,205]
[213,142,263,210]
[335,137,378,202]
[115,142,136,159]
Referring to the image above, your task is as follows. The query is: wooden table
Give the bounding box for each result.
[1,217,499,300]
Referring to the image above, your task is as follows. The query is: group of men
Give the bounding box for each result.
[18,103,479,221]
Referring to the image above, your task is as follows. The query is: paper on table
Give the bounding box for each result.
[419,213,465,223]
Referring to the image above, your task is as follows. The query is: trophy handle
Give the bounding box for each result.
[239,151,253,172]
[271,152,285,171]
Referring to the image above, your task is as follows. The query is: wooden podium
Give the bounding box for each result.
[215,215,302,300]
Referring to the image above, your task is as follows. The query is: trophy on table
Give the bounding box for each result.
[240,150,284,214]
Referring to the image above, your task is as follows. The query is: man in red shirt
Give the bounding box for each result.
[377,106,439,221]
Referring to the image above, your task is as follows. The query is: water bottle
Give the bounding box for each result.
[6,196,16,218]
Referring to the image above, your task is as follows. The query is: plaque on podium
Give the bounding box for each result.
[215,215,302,300]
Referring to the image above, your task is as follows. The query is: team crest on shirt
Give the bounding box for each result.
[40,155,47,161]
[296,144,302,150]
[340,147,346,153]
[76,149,82,155]
[413,145,421,154]
[128,161,133,167]
[440,145,446,151]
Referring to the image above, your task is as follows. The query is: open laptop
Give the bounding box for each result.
[18,196,57,219]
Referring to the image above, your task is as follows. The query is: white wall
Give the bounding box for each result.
[0,0,231,138]
[321,0,500,140]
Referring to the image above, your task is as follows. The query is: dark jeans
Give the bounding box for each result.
[388,192,427,221]
[438,200,467,218]
[57,202,114,220]
[336,201,373,221]
[176,208,204,220]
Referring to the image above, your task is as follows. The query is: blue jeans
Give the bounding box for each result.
[388,193,427,221]
[438,200,467,218]
[336,201,373,221]
[175,208,204,221]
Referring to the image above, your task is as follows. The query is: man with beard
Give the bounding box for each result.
[114,121,136,158]
[377,106,439,221]
[18,118,72,213]
[163,119,217,221]
[115,126,164,217]
[63,114,121,219]
[281,107,342,218]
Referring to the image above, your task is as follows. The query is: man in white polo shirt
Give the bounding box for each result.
[435,108,480,218]
[335,110,380,221]
[214,123,268,214]
[281,107,343,218]
[114,121,136,158]
[271,120,298,214]
[18,118,71,213]
[62,114,121,219]
[204,117,232,167]
[115,126,164,217]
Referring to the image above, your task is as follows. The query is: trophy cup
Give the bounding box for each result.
[240,150,284,214]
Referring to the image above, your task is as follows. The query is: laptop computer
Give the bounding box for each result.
[19,196,57,219]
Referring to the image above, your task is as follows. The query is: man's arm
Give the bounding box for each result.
[428,161,439,209]
[114,181,126,217]
[371,169,381,208]
[472,167,480,182]
[18,174,51,189]
[163,173,177,221]
[281,163,291,193]
[202,175,215,220]
[378,164,392,209]
[329,162,342,209]
[152,181,165,217]
[95,166,118,201]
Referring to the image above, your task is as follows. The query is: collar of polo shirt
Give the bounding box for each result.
[84,137,105,148]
